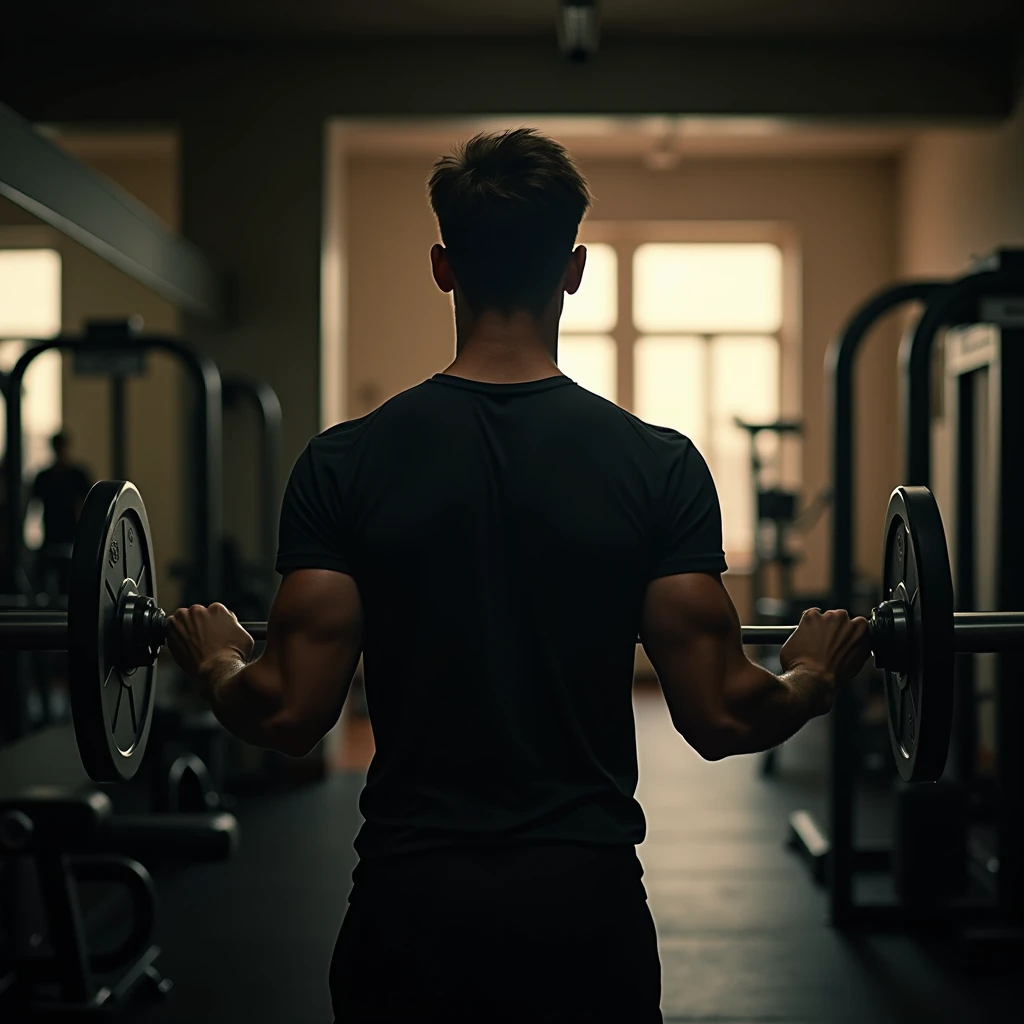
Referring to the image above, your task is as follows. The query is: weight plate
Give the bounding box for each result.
[881,487,954,783]
[69,481,159,782]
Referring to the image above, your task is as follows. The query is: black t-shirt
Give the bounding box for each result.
[277,373,727,860]
[32,464,92,546]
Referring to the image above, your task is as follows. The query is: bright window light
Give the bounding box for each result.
[633,243,782,334]
[0,249,62,339]
[711,335,781,454]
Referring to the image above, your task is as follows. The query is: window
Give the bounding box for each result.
[562,231,787,562]
[0,247,63,548]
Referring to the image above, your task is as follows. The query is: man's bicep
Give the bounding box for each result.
[276,444,350,576]
[263,569,364,748]
[651,442,728,579]
[640,573,746,753]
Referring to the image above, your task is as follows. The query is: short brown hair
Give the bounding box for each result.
[428,128,592,317]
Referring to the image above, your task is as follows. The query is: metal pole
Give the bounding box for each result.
[3,607,1024,656]
[826,281,945,614]
[951,613,1024,651]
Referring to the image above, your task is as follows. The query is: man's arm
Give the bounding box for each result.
[167,569,364,757]
[641,573,868,761]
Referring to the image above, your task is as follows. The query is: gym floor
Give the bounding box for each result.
[140,687,1021,1023]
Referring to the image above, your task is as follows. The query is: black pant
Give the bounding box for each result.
[330,843,662,1023]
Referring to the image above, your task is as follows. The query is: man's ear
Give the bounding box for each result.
[564,245,587,296]
[431,244,455,293]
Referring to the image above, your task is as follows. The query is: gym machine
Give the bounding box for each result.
[785,276,948,912]
[2,320,223,607]
[1,325,208,741]
[790,249,1024,944]
[733,417,833,776]
[0,785,238,1016]
[733,416,808,620]
[2,322,229,808]
[941,257,1024,948]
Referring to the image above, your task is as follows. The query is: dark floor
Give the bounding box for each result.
[128,690,1020,1023]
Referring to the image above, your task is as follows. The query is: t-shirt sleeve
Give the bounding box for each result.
[275,442,352,576]
[650,437,728,580]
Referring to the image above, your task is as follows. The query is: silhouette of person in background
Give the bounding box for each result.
[30,432,92,595]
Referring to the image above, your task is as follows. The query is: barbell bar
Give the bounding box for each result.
[3,608,1023,654]
[0,611,268,649]
[0,480,1020,786]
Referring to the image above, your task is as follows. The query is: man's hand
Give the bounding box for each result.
[779,608,872,715]
[166,603,255,683]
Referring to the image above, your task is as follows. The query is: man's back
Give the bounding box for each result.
[277,372,726,860]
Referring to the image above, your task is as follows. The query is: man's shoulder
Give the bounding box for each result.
[614,408,698,460]
[307,381,433,460]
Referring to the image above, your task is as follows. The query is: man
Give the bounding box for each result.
[31,432,92,546]
[167,129,871,1022]
[30,432,92,594]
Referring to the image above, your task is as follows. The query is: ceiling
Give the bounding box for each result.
[8,0,1023,40]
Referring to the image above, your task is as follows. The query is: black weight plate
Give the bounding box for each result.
[69,481,159,782]
[881,487,954,783]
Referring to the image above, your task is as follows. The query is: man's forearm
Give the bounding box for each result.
[199,654,294,752]
[718,661,828,757]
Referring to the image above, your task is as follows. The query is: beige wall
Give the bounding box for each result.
[344,152,902,604]
[0,144,185,607]
[901,108,1024,278]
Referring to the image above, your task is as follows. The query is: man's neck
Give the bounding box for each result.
[444,310,562,384]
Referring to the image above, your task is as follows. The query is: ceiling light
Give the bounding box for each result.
[558,1,599,62]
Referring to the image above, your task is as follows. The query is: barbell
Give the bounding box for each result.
[1,481,1023,786]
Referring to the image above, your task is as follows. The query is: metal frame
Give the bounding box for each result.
[823,279,946,928]
[0,102,222,320]
[901,251,1024,486]
[826,281,947,613]
[3,325,223,603]
[222,376,283,591]
[733,417,805,617]
[946,321,1024,926]
[787,279,946,923]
